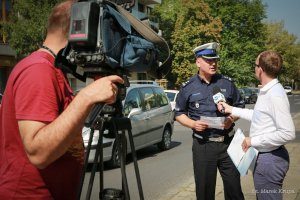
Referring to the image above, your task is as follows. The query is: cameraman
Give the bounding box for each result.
[0,1,123,199]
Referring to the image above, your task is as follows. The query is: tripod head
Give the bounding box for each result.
[85,74,129,128]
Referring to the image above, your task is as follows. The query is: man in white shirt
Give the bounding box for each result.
[218,50,295,200]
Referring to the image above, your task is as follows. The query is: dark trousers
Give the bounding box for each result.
[253,146,289,200]
[192,138,244,200]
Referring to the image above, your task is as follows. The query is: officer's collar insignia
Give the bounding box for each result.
[221,89,226,93]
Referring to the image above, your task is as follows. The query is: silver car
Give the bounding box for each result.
[164,90,179,110]
[82,83,174,168]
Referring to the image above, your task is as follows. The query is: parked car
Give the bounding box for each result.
[164,90,179,110]
[239,88,258,104]
[284,86,292,95]
[129,80,158,85]
[250,87,260,95]
[82,83,174,168]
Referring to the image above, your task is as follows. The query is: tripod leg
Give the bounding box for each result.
[119,131,130,200]
[85,119,105,200]
[127,129,144,200]
[77,127,95,200]
[112,117,144,200]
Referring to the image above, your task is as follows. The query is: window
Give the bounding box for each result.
[140,87,157,111]
[153,87,168,106]
[138,3,144,12]
[146,7,152,16]
[1,0,13,43]
[123,89,141,116]
[137,73,147,80]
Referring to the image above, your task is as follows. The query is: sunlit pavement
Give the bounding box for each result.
[159,95,300,200]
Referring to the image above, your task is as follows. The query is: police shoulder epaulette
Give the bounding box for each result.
[222,75,233,82]
[182,78,194,88]
[182,80,190,87]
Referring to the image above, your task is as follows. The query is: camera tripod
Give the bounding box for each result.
[77,99,144,200]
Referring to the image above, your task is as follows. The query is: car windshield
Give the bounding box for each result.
[251,88,259,94]
[165,92,176,101]
[242,88,252,95]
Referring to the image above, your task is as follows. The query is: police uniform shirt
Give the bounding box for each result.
[175,73,245,138]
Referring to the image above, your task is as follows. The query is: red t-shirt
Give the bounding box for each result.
[0,51,84,200]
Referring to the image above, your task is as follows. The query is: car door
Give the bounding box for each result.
[123,88,147,149]
[150,87,171,142]
[141,86,172,145]
[138,87,160,145]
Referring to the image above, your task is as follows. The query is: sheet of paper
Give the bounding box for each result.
[227,128,258,176]
[200,116,225,130]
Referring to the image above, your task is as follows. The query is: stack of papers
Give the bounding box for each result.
[200,116,225,130]
[227,128,258,176]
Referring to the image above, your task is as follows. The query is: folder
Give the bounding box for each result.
[227,128,258,176]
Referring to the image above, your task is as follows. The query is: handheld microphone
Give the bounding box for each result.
[212,86,226,113]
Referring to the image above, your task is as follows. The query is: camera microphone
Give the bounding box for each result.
[212,86,226,113]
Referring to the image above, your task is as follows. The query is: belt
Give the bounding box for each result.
[207,136,225,142]
[193,129,235,143]
[194,134,226,143]
[259,146,284,154]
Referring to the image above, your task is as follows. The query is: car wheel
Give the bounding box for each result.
[107,136,127,168]
[157,127,172,151]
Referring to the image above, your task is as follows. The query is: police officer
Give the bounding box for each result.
[175,42,245,200]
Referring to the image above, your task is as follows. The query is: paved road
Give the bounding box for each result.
[80,94,300,200]
[80,122,194,200]
[159,94,300,200]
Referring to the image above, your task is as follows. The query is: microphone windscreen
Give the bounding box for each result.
[212,86,226,104]
[213,86,221,95]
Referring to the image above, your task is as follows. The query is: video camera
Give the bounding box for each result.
[55,0,170,80]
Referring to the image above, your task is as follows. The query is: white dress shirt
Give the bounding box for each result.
[232,79,295,152]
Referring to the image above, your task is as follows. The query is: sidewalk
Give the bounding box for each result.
[159,113,300,200]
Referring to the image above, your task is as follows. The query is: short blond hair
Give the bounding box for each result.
[47,0,77,38]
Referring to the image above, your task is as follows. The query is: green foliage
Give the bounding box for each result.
[153,0,266,88]
[204,0,266,87]
[151,0,180,44]
[153,0,222,87]
[3,0,62,59]
[5,0,299,89]
[264,21,300,86]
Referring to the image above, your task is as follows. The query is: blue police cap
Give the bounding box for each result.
[193,42,220,59]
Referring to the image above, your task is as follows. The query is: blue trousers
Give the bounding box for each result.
[192,138,244,200]
[254,146,289,200]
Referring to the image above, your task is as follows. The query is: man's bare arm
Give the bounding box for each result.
[19,76,123,169]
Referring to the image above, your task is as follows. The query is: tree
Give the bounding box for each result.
[204,0,266,87]
[3,0,62,59]
[152,0,222,87]
[264,21,300,88]
[151,0,183,87]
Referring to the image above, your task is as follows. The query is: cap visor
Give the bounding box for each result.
[202,55,220,59]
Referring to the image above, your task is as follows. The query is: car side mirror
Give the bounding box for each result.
[128,108,142,118]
